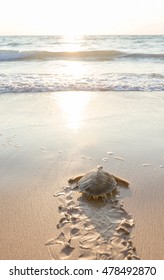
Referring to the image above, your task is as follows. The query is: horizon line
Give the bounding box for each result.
[0,34,164,36]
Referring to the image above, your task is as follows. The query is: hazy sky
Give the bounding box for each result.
[0,0,164,35]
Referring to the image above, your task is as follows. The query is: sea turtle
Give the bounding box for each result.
[68,166,129,199]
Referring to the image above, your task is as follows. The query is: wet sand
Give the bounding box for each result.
[0,91,164,260]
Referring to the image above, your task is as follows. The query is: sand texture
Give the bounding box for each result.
[0,91,164,260]
[47,182,138,260]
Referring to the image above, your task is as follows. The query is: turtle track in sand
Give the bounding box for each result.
[46,185,139,260]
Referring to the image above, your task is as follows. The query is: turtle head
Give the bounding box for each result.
[97,165,103,170]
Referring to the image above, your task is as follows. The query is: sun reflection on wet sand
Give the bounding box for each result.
[56,92,91,131]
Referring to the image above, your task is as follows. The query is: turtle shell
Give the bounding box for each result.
[78,168,116,197]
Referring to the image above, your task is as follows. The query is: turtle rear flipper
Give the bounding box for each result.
[68,175,83,184]
[68,175,84,189]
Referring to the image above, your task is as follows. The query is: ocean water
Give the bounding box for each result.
[0,35,164,93]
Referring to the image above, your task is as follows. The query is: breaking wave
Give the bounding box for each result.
[0,73,164,93]
[0,49,164,62]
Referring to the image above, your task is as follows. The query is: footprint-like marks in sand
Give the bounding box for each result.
[46,185,139,260]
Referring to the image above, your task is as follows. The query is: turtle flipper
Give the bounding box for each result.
[68,175,84,189]
[112,175,129,187]
[68,175,83,184]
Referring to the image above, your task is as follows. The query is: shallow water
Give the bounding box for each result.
[0,35,164,93]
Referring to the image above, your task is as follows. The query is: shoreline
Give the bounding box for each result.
[0,91,164,259]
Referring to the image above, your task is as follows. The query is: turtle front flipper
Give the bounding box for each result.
[112,175,129,187]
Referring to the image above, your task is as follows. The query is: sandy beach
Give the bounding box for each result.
[0,91,164,260]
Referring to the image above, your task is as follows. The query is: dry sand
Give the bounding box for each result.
[0,91,164,260]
